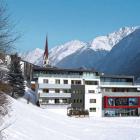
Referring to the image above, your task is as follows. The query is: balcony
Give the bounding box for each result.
[38,84,71,89]
[39,93,71,98]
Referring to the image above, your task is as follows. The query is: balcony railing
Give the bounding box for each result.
[38,83,71,89]
[33,73,99,79]
[33,73,81,78]
[39,93,71,98]
[100,82,133,86]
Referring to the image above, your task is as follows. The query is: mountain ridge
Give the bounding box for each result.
[21,26,137,66]
[96,28,140,78]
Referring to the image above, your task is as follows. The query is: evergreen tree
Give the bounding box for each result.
[8,53,25,98]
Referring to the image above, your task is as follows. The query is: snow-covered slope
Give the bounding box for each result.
[3,97,140,140]
[97,28,140,78]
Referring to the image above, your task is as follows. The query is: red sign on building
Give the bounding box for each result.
[104,96,140,109]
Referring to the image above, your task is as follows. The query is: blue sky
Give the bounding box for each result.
[7,0,140,52]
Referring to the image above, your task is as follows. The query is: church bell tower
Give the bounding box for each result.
[43,36,49,67]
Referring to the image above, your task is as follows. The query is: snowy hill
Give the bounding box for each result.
[97,28,140,78]
[3,97,140,140]
[21,27,137,67]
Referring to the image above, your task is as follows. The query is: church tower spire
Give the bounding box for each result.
[43,35,49,67]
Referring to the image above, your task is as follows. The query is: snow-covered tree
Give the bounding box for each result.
[8,53,25,98]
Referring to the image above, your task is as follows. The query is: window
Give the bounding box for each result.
[42,98,49,104]
[76,90,79,94]
[62,99,68,103]
[55,99,60,104]
[64,80,68,84]
[71,80,74,84]
[43,89,49,93]
[77,99,79,103]
[73,99,82,103]
[73,90,76,94]
[63,89,71,93]
[71,80,81,85]
[107,97,139,106]
[88,90,95,93]
[43,79,48,83]
[89,108,96,112]
[80,99,82,103]
[55,89,60,93]
[78,90,82,94]
[55,79,60,84]
[73,90,82,94]
[90,99,96,103]
[85,81,98,85]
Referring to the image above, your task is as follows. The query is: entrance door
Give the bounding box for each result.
[129,109,138,116]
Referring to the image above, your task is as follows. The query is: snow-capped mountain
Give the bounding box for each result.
[54,27,137,68]
[49,40,87,66]
[56,47,107,68]
[21,26,138,72]
[97,28,140,78]
[21,40,87,66]
[90,26,137,51]
[21,48,44,64]
[50,27,137,66]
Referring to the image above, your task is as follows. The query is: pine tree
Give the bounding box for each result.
[8,53,25,98]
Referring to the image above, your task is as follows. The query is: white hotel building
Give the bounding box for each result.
[33,66,140,117]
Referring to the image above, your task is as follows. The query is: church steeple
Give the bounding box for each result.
[43,35,49,67]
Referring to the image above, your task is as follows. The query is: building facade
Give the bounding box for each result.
[33,67,140,117]
[100,75,140,117]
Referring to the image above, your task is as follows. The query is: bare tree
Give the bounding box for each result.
[0,0,21,74]
[0,1,19,54]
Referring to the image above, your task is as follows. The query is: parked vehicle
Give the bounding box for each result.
[67,107,89,117]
